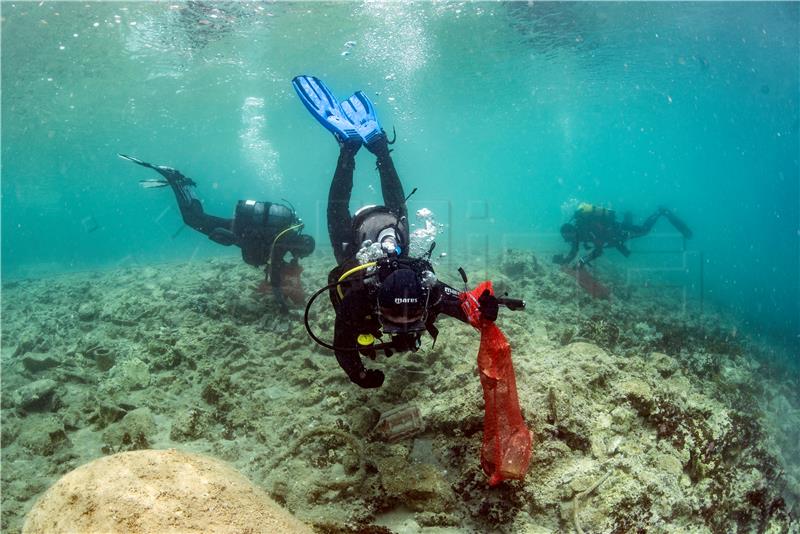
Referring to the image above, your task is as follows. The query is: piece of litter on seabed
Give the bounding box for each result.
[373,404,424,443]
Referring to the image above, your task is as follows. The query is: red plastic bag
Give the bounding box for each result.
[255,260,305,307]
[279,260,305,306]
[461,281,532,486]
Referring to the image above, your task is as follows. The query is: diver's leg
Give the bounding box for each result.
[640,211,661,234]
[625,212,660,239]
[145,164,234,238]
[660,207,693,239]
[328,140,361,263]
[120,155,233,241]
[367,136,407,221]
[167,181,233,239]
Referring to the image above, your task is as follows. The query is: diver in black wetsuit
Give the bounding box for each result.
[293,75,504,389]
[324,137,499,388]
[119,154,315,311]
[552,203,693,268]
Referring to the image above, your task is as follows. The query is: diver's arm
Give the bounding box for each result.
[268,251,288,311]
[579,241,604,267]
[432,283,470,324]
[555,240,579,265]
[433,282,499,324]
[333,316,384,388]
[332,291,384,388]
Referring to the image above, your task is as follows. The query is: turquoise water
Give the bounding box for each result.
[2,2,798,359]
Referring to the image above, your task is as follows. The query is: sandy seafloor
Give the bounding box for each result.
[1,250,799,533]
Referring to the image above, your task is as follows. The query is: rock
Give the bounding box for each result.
[16,416,70,456]
[170,408,213,442]
[650,352,677,377]
[12,379,60,412]
[610,405,638,433]
[615,379,654,415]
[101,407,157,453]
[22,353,60,373]
[13,334,45,357]
[655,453,684,480]
[89,403,128,430]
[566,341,608,359]
[22,450,314,534]
[262,386,289,401]
[105,357,150,392]
[1,414,23,446]
[500,250,543,278]
[76,302,98,321]
[377,456,455,513]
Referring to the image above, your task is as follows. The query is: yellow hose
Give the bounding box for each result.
[269,222,305,267]
[337,261,377,299]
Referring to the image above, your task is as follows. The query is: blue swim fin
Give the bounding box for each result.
[340,91,384,146]
[292,75,360,143]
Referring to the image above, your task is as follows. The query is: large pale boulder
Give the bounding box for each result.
[23,449,313,534]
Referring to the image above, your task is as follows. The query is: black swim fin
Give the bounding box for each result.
[118,153,196,188]
[663,210,692,239]
[138,179,169,189]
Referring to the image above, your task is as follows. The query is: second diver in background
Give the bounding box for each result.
[119,154,315,311]
[553,203,693,269]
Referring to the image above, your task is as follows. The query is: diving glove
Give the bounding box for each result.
[352,368,384,389]
[478,289,499,322]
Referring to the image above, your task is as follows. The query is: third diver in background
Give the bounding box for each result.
[119,154,315,311]
[553,203,693,268]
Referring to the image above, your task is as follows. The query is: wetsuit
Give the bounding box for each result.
[555,207,666,267]
[124,156,313,309]
[325,137,469,388]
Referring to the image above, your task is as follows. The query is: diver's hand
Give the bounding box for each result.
[273,288,290,314]
[352,368,384,388]
[552,254,565,264]
[477,289,499,322]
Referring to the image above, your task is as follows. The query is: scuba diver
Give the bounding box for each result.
[293,75,522,389]
[119,154,315,311]
[553,203,693,268]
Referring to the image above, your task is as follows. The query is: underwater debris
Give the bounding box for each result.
[578,317,620,348]
[11,379,60,413]
[272,427,366,492]
[81,344,115,371]
[21,353,60,374]
[572,467,615,534]
[373,404,424,443]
